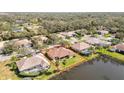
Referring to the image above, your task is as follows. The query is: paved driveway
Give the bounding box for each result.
[0,55,12,62]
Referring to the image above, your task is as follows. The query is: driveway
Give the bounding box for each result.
[0,55,12,62]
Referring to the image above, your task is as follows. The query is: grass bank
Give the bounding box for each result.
[96,49,124,63]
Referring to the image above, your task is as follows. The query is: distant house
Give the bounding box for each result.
[31,35,48,43]
[112,44,124,53]
[12,27,24,32]
[97,35,113,41]
[71,42,91,52]
[59,31,76,37]
[16,53,50,73]
[84,37,111,47]
[15,19,25,24]
[97,30,109,35]
[47,46,75,60]
[13,39,32,48]
[84,37,101,45]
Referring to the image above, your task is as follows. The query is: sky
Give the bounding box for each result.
[0,0,124,12]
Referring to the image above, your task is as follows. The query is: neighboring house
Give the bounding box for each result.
[47,46,75,60]
[71,42,91,52]
[31,35,48,43]
[98,40,111,47]
[12,27,24,32]
[97,30,109,35]
[16,53,50,73]
[84,37,101,45]
[15,19,25,24]
[84,37,111,47]
[112,44,124,53]
[97,35,113,41]
[13,39,32,48]
[59,31,76,37]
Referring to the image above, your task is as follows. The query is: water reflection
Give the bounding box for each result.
[51,56,124,80]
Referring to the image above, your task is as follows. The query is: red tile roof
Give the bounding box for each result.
[47,47,74,59]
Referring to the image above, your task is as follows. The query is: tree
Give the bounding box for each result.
[2,42,14,55]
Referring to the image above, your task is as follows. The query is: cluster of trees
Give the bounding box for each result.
[0,13,124,41]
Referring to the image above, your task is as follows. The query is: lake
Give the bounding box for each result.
[51,56,124,80]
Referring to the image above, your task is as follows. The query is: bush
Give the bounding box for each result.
[19,71,40,77]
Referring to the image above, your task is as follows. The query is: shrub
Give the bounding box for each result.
[19,71,40,77]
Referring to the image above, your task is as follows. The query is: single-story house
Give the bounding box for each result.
[71,42,91,52]
[59,31,76,37]
[84,37,101,45]
[31,35,48,43]
[112,44,124,53]
[97,30,109,35]
[12,26,24,32]
[47,46,75,60]
[84,37,111,47]
[13,39,32,48]
[97,35,113,41]
[16,53,50,73]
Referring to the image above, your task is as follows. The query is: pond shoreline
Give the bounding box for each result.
[48,54,99,80]
[97,49,124,64]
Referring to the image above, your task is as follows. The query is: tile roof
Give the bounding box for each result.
[47,47,74,59]
[71,42,91,51]
[16,53,50,72]
[113,44,124,51]
[14,39,32,47]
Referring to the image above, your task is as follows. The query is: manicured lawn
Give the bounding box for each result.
[97,49,124,62]
[60,54,85,68]
[0,60,20,80]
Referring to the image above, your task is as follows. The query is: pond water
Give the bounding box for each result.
[51,56,124,80]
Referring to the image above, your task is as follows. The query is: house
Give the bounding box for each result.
[71,42,91,52]
[31,35,48,43]
[12,26,24,32]
[16,53,50,73]
[112,44,124,53]
[59,31,76,37]
[13,39,32,48]
[47,46,75,60]
[97,35,113,41]
[97,30,109,35]
[84,37,111,47]
[84,37,101,45]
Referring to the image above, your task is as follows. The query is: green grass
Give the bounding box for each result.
[60,54,85,68]
[97,49,124,62]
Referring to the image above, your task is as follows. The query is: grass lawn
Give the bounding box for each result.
[0,60,20,80]
[97,49,124,62]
